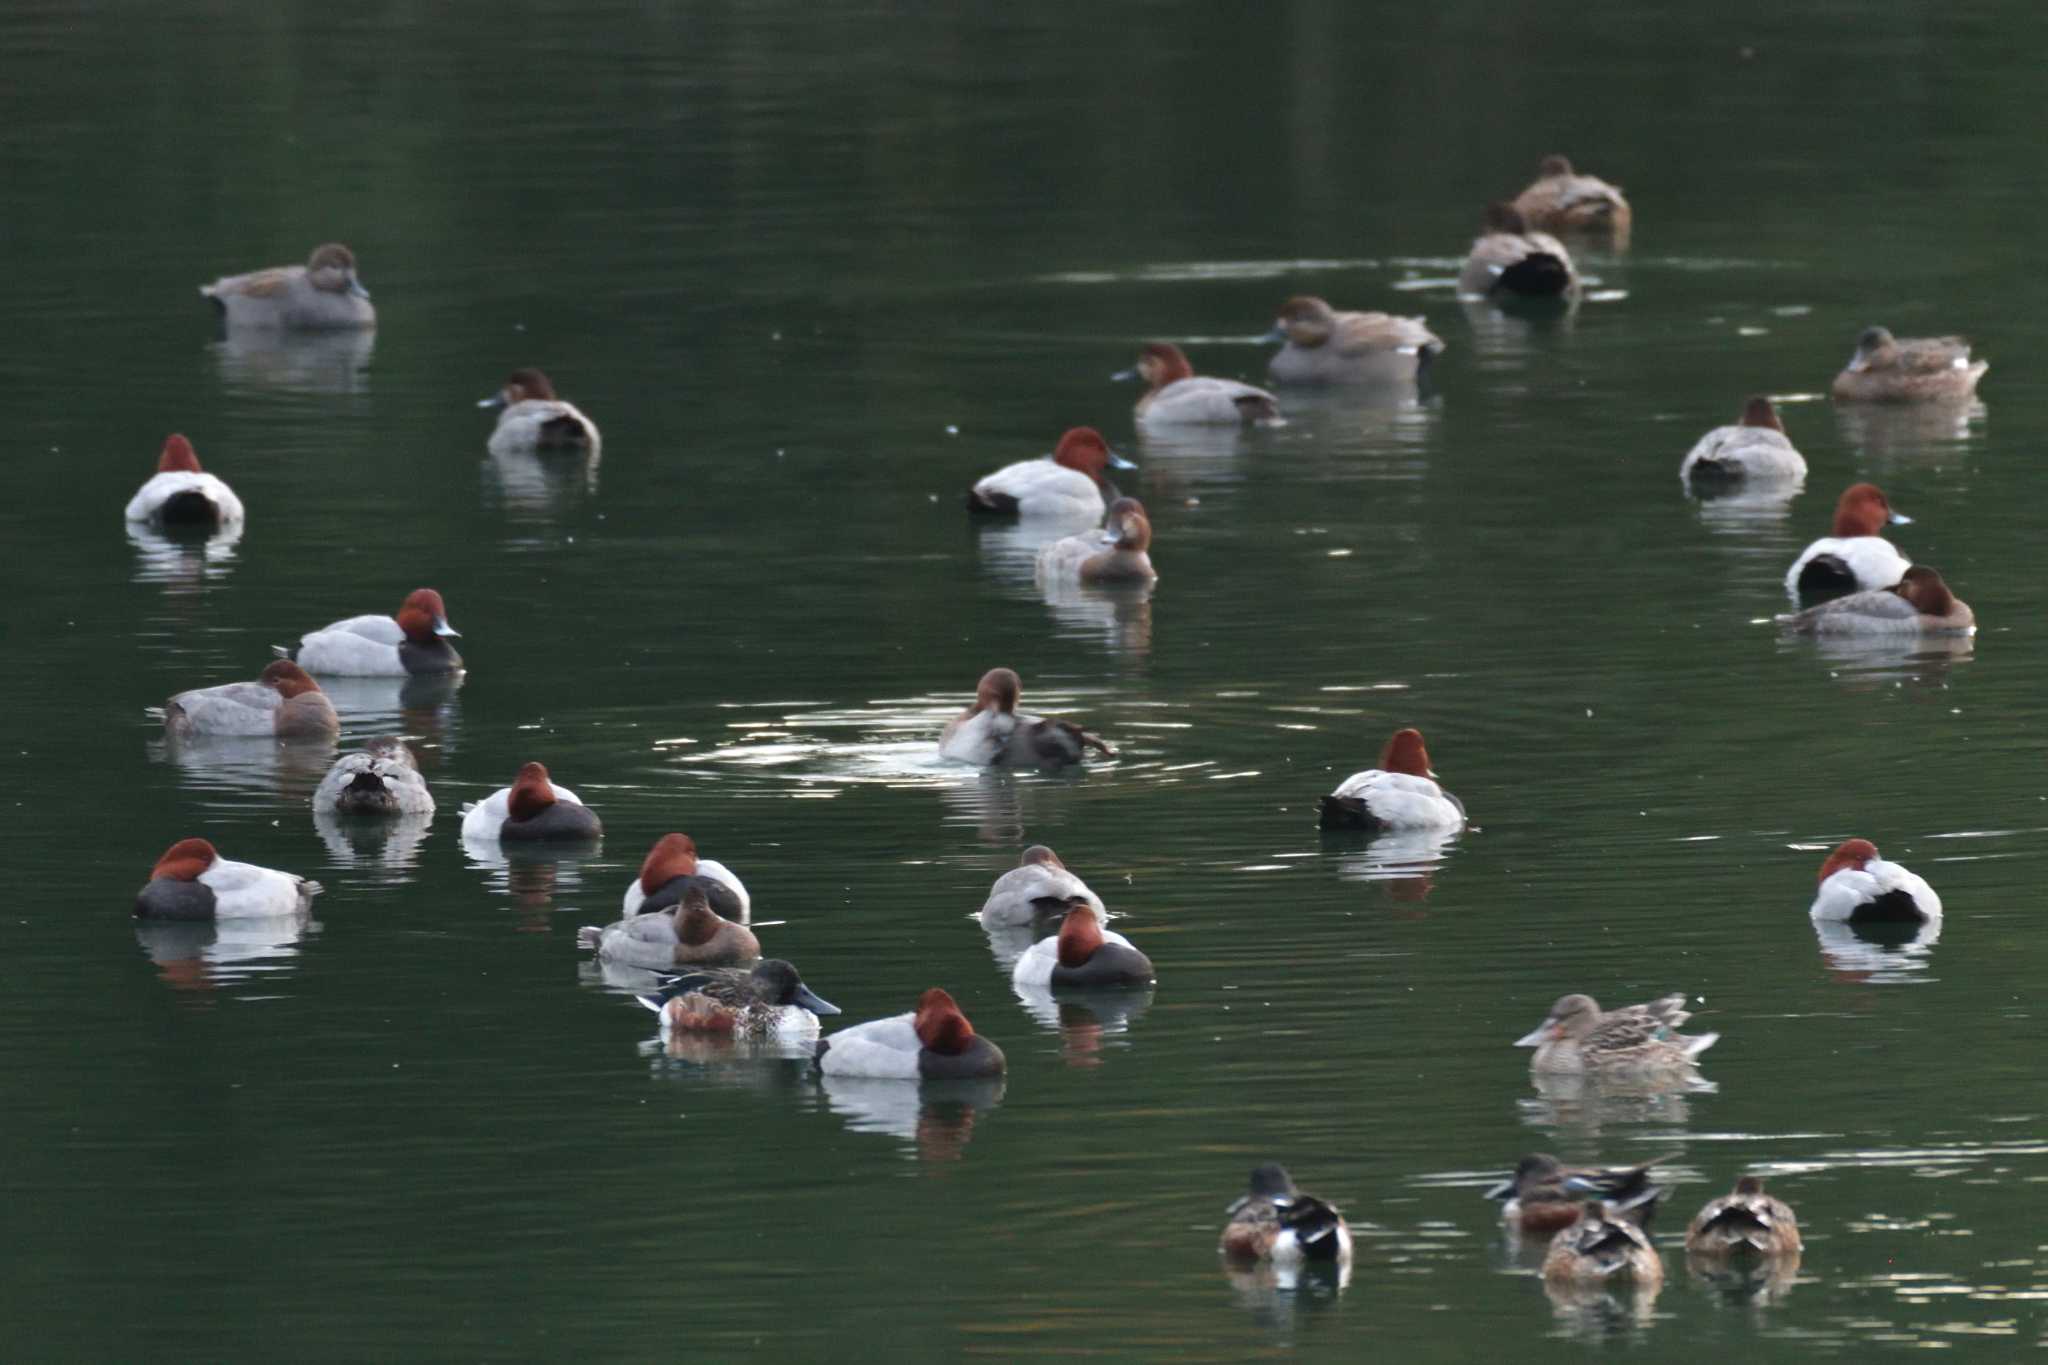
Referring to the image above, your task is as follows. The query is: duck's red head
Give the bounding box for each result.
[1894,565,1957,616]
[1739,396,1784,431]
[259,660,323,699]
[157,434,202,473]
[151,837,218,881]
[394,588,456,645]
[639,833,699,894]
[1817,838,1879,884]
[507,762,557,821]
[1055,906,1105,968]
[914,988,976,1055]
[1051,427,1115,480]
[1832,483,1895,537]
[675,887,727,946]
[974,667,1021,715]
[1136,343,1194,389]
[1379,727,1434,778]
[499,368,559,404]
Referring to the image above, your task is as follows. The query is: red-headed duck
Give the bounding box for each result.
[1514,993,1718,1077]
[1114,342,1278,425]
[1035,497,1157,586]
[1218,1164,1354,1268]
[578,884,761,970]
[477,368,601,455]
[1511,155,1633,238]
[814,987,1007,1079]
[124,435,245,529]
[1542,1201,1664,1288]
[1319,728,1466,831]
[619,832,751,921]
[1785,482,1912,600]
[966,427,1135,521]
[1262,295,1445,386]
[1458,203,1578,300]
[1684,1176,1802,1259]
[135,837,322,921]
[1778,564,1974,636]
[199,243,374,330]
[1010,905,1154,989]
[459,761,601,842]
[938,667,1115,769]
[163,659,339,739]
[635,958,840,1041]
[1833,326,1987,403]
[314,737,433,816]
[1680,397,1808,487]
[1484,1153,1672,1237]
[293,588,462,676]
[979,845,1106,926]
[1809,837,1942,924]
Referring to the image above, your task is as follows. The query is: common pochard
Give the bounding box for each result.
[1115,342,1278,425]
[293,588,463,676]
[938,667,1115,769]
[578,884,761,970]
[1218,1164,1354,1268]
[966,427,1134,521]
[459,761,602,841]
[1541,1201,1663,1288]
[978,845,1105,926]
[1458,203,1578,300]
[124,435,245,530]
[1784,483,1912,600]
[1832,326,1988,403]
[1778,565,1974,636]
[135,837,322,921]
[1010,906,1155,989]
[1262,295,1444,386]
[618,832,751,921]
[1679,397,1808,487]
[814,987,1007,1079]
[1514,993,1718,1077]
[1034,497,1157,586]
[1319,728,1465,831]
[1484,1153,1671,1237]
[1684,1177,1803,1260]
[199,243,374,330]
[636,959,840,1041]
[1511,155,1633,237]
[1809,837,1942,924]
[478,368,601,455]
[314,737,433,816]
[163,659,339,739]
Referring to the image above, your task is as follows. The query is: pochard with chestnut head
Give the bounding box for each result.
[478,367,601,456]
[135,837,322,921]
[460,761,601,842]
[293,588,463,677]
[1680,396,1808,488]
[125,434,246,529]
[1319,727,1466,832]
[1809,837,1942,924]
[618,832,751,922]
[1011,905,1155,989]
[1035,496,1157,586]
[163,659,339,740]
[815,987,1007,1079]
[967,426,1135,522]
[1114,341,1278,425]
[1785,482,1913,601]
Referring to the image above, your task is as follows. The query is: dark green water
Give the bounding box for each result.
[6,1,2048,1357]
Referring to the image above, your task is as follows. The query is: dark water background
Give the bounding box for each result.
[4,1,2046,1357]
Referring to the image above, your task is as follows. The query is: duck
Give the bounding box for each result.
[123,434,245,530]
[1684,1176,1802,1259]
[577,884,761,970]
[1114,342,1278,425]
[1810,837,1942,924]
[313,737,433,816]
[1458,203,1578,300]
[1777,565,1974,636]
[1318,727,1465,831]
[619,833,751,922]
[198,242,375,330]
[1011,905,1154,989]
[1514,993,1718,1077]
[815,987,1007,1079]
[1485,1153,1673,1236]
[1832,326,1988,403]
[163,659,339,739]
[292,588,462,677]
[1218,1164,1354,1267]
[1262,295,1444,386]
[135,837,322,921]
[1541,1201,1664,1288]
[1679,397,1808,488]
[635,959,840,1040]
[1785,483,1912,600]
[459,761,601,842]
[478,368,601,455]
[1033,497,1157,586]
[1511,155,1633,236]
[937,667,1115,769]
[979,845,1106,926]
[966,427,1134,520]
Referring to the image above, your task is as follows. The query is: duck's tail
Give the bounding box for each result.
[1684,1031,1721,1060]
[575,925,603,951]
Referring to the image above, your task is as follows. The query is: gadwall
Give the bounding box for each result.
[1263,295,1444,385]
[1832,326,1987,403]
[1512,155,1632,237]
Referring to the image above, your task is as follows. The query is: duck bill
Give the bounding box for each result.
[794,985,840,1016]
[1513,1021,1555,1047]
[1258,325,1287,345]
[348,277,372,300]
[477,393,508,410]
[1106,450,1138,471]
[1889,511,1913,525]
[434,617,461,638]
[1483,1176,1515,1201]
[1110,367,1139,383]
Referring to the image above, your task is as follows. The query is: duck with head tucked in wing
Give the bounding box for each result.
[163,660,339,740]
[1809,838,1941,924]
[1319,728,1465,832]
[1459,203,1578,300]
[314,737,433,816]
[979,845,1105,927]
[1542,1200,1664,1287]
[1778,565,1974,637]
[617,832,750,922]
[1511,155,1632,237]
[1486,1152,1675,1237]
[1680,397,1807,489]
[815,988,1007,1079]
[460,761,601,842]
[1011,906,1154,989]
[1219,1164,1353,1268]
[578,884,760,970]
[1685,1176,1802,1259]
[1514,993,1717,1078]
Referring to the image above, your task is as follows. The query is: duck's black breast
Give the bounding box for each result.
[398,637,463,675]
[500,801,603,842]
[1796,555,1858,603]
[135,878,217,922]
[1049,942,1155,988]
[919,1035,1006,1079]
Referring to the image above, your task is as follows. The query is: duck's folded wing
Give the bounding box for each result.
[312,614,405,644]
[1894,337,1973,371]
[167,682,277,729]
[202,265,293,298]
